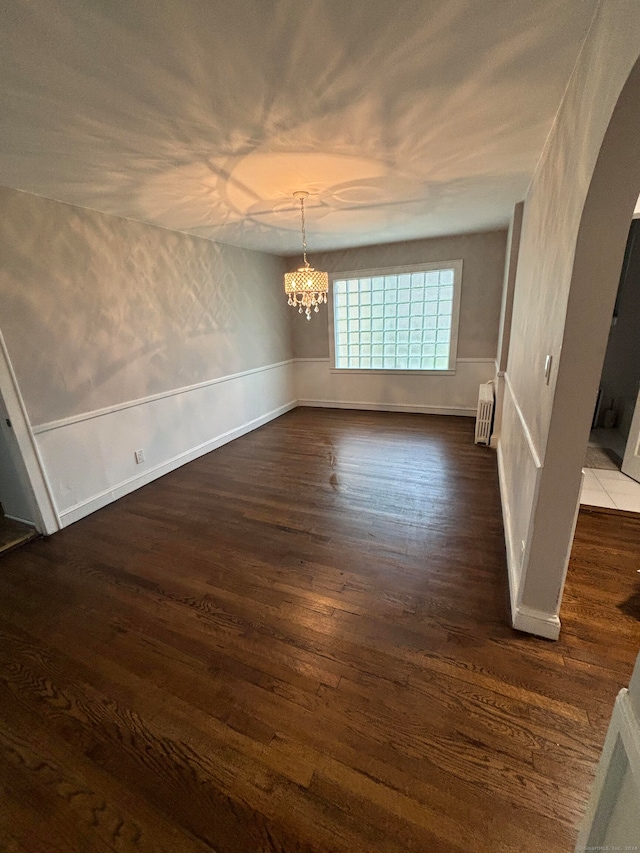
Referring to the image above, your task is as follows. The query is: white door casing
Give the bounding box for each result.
[622,387,640,483]
[0,328,59,534]
[0,392,37,524]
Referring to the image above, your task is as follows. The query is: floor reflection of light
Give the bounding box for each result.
[319,430,460,547]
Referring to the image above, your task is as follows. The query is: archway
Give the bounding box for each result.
[500,16,640,637]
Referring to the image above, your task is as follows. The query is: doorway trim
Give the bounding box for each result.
[0,329,59,534]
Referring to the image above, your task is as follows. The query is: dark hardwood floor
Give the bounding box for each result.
[0,407,639,852]
[0,515,37,556]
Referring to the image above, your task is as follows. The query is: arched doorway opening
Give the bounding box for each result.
[539,54,640,623]
[498,15,640,639]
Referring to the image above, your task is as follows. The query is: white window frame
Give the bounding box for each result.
[328,260,463,375]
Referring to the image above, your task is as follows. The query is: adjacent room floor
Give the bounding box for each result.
[0,408,639,853]
[581,467,640,512]
[581,426,640,512]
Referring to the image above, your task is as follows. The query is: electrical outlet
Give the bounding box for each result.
[135,449,145,464]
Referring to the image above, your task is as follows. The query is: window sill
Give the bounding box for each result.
[329,367,457,376]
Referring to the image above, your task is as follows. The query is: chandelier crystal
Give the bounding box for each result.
[284,191,328,320]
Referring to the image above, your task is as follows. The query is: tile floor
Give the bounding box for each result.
[581,467,640,512]
[580,426,640,512]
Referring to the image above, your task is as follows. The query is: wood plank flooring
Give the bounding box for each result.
[0,407,639,852]
[0,516,36,555]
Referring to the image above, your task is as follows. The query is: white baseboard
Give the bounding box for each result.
[4,514,36,528]
[297,399,476,416]
[497,441,520,623]
[497,441,561,640]
[58,400,296,528]
[512,606,561,641]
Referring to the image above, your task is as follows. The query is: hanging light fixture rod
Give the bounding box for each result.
[283,191,329,321]
[293,191,310,266]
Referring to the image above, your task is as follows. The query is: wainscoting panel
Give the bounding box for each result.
[294,357,495,415]
[497,375,559,637]
[35,360,295,527]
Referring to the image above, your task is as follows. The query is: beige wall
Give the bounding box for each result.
[0,186,295,530]
[287,230,508,360]
[0,186,290,426]
[491,202,523,449]
[499,0,640,631]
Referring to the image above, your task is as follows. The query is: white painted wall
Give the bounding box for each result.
[499,1,640,636]
[497,377,541,601]
[36,361,295,527]
[602,764,640,849]
[289,229,507,413]
[295,358,494,416]
[576,650,640,849]
[0,187,295,528]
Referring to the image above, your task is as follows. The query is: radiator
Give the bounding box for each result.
[475,381,495,445]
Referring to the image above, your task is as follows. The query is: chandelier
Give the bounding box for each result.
[284,191,328,320]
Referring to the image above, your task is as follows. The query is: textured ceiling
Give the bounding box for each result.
[0,0,598,255]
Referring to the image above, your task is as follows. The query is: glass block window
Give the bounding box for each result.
[332,262,461,371]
